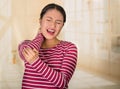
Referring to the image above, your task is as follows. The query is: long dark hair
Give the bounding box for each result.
[40,3,66,23]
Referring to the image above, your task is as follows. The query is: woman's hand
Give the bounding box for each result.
[22,47,39,64]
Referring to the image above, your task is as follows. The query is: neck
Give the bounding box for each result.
[41,38,60,48]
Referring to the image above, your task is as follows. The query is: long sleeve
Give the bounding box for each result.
[18,33,44,62]
[26,43,77,88]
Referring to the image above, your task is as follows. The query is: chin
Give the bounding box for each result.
[43,33,57,40]
[44,36,54,40]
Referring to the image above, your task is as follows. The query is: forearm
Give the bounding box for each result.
[27,44,77,88]
[27,58,67,88]
[30,33,44,50]
[18,33,44,62]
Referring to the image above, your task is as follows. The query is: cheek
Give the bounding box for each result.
[56,26,63,34]
[58,25,63,30]
[40,21,46,27]
[40,21,47,31]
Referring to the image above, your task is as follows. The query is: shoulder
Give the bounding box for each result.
[59,41,78,60]
[60,40,77,50]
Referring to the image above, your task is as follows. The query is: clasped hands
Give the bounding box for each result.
[22,47,39,64]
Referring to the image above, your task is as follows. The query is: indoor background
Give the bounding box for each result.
[0,0,120,89]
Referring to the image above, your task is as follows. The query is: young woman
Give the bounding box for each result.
[18,3,77,89]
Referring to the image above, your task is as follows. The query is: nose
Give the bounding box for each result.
[50,21,56,28]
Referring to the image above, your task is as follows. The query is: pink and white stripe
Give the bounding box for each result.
[18,33,77,89]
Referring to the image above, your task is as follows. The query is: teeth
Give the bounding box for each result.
[48,29,55,33]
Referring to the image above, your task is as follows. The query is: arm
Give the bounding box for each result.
[26,44,77,88]
[18,33,44,62]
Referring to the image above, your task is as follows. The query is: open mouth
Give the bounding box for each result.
[47,29,55,35]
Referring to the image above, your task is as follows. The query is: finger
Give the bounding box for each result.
[33,48,39,54]
[22,49,29,59]
[23,48,33,58]
[24,47,35,56]
[23,49,34,61]
[26,47,38,60]
[23,48,28,54]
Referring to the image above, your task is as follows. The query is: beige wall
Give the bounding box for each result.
[0,0,63,89]
[0,0,120,89]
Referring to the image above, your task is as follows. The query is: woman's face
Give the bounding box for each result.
[40,9,64,40]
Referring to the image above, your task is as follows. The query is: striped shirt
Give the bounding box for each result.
[18,33,77,89]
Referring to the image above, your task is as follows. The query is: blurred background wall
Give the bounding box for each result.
[0,0,120,89]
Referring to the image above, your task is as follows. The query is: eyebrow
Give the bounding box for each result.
[46,16,63,22]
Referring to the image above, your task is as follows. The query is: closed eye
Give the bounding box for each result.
[56,21,62,25]
[56,22,61,24]
[46,19,51,21]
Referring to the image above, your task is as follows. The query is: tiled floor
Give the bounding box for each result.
[69,68,120,89]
